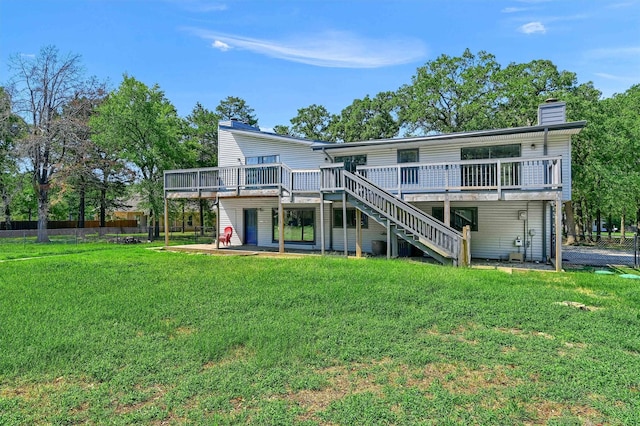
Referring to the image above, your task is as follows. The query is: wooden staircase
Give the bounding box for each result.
[342,170,467,266]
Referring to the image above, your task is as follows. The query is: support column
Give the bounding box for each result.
[164,196,169,247]
[342,192,348,257]
[319,196,325,255]
[386,219,391,259]
[555,195,562,272]
[279,193,285,253]
[355,209,362,258]
[444,197,451,227]
[215,199,220,249]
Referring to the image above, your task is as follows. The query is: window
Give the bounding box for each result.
[245,155,280,186]
[333,208,368,229]
[460,144,520,160]
[397,149,419,185]
[432,207,478,232]
[272,208,315,243]
[335,155,367,172]
[460,144,521,187]
[246,155,280,165]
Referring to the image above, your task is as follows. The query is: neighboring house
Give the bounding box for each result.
[164,101,585,269]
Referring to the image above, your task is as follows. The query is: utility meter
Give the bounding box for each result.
[518,210,528,220]
[514,237,523,247]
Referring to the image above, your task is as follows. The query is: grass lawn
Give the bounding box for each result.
[1,243,639,425]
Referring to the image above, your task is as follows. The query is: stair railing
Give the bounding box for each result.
[343,170,463,260]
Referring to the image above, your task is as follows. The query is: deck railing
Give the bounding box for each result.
[357,156,562,195]
[164,157,562,196]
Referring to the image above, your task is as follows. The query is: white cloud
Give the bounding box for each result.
[519,21,546,34]
[587,46,640,58]
[185,28,428,68]
[213,40,230,51]
[166,0,227,13]
[594,72,637,82]
[501,7,529,13]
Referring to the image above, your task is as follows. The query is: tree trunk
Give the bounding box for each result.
[78,180,85,228]
[99,186,107,228]
[596,210,601,241]
[37,186,50,243]
[621,214,626,242]
[199,200,205,236]
[2,194,10,231]
[564,201,576,245]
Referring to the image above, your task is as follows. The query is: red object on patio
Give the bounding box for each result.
[221,226,233,246]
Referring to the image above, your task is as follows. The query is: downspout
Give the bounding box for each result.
[543,127,548,156]
[542,201,547,262]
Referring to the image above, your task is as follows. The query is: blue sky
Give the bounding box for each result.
[1,0,638,130]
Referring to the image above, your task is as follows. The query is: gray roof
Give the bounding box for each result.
[310,121,586,151]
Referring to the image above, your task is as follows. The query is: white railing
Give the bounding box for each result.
[165,157,562,196]
[343,170,463,260]
[165,164,320,195]
[357,157,562,195]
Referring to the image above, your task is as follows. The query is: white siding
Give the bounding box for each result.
[219,198,329,250]
[219,129,325,169]
[412,200,547,262]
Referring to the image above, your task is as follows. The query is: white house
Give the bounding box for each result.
[164,101,585,269]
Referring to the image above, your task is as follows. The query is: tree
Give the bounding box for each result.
[288,104,335,141]
[331,92,400,142]
[184,102,220,235]
[273,125,291,136]
[493,60,579,128]
[185,102,219,168]
[7,46,99,242]
[0,87,26,229]
[398,49,501,135]
[90,75,184,239]
[215,96,258,126]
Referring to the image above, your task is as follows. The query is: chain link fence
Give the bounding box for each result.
[563,234,639,267]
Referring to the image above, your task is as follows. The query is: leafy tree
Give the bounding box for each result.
[90,75,184,239]
[331,92,400,142]
[288,104,334,141]
[494,60,579,127]
[185,102,219,168]
[7,46,101,241]
[184,102,220,234]
[273,125,291,136]
[215,96,258,126]
[0,87,26,229]
[398,49,501,135]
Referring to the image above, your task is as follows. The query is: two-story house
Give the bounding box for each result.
[164,100,585,270]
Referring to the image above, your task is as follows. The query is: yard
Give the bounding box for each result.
[1,242,639,424]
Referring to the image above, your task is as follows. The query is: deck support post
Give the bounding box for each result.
[444,197,451,227]
[278,192,285,254]
[342,192,348,257]
[215,198,220,249]
[356,209,362,258]
[555,194,562,272]
[319,195,325,255]
[164,196,169,247]
[386,219,391,259]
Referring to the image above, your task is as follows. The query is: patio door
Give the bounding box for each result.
[244,209,258,245]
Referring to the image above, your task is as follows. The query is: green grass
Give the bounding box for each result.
[1,243,639,424]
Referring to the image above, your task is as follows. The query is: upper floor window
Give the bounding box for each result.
[397,149,419,185]
[246,155,280,165]
[461,144,520,160]
[335,155,367,172]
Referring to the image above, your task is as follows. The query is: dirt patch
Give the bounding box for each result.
[202,345,255,370]
[114,384,169,415]
[555,301,601,311]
